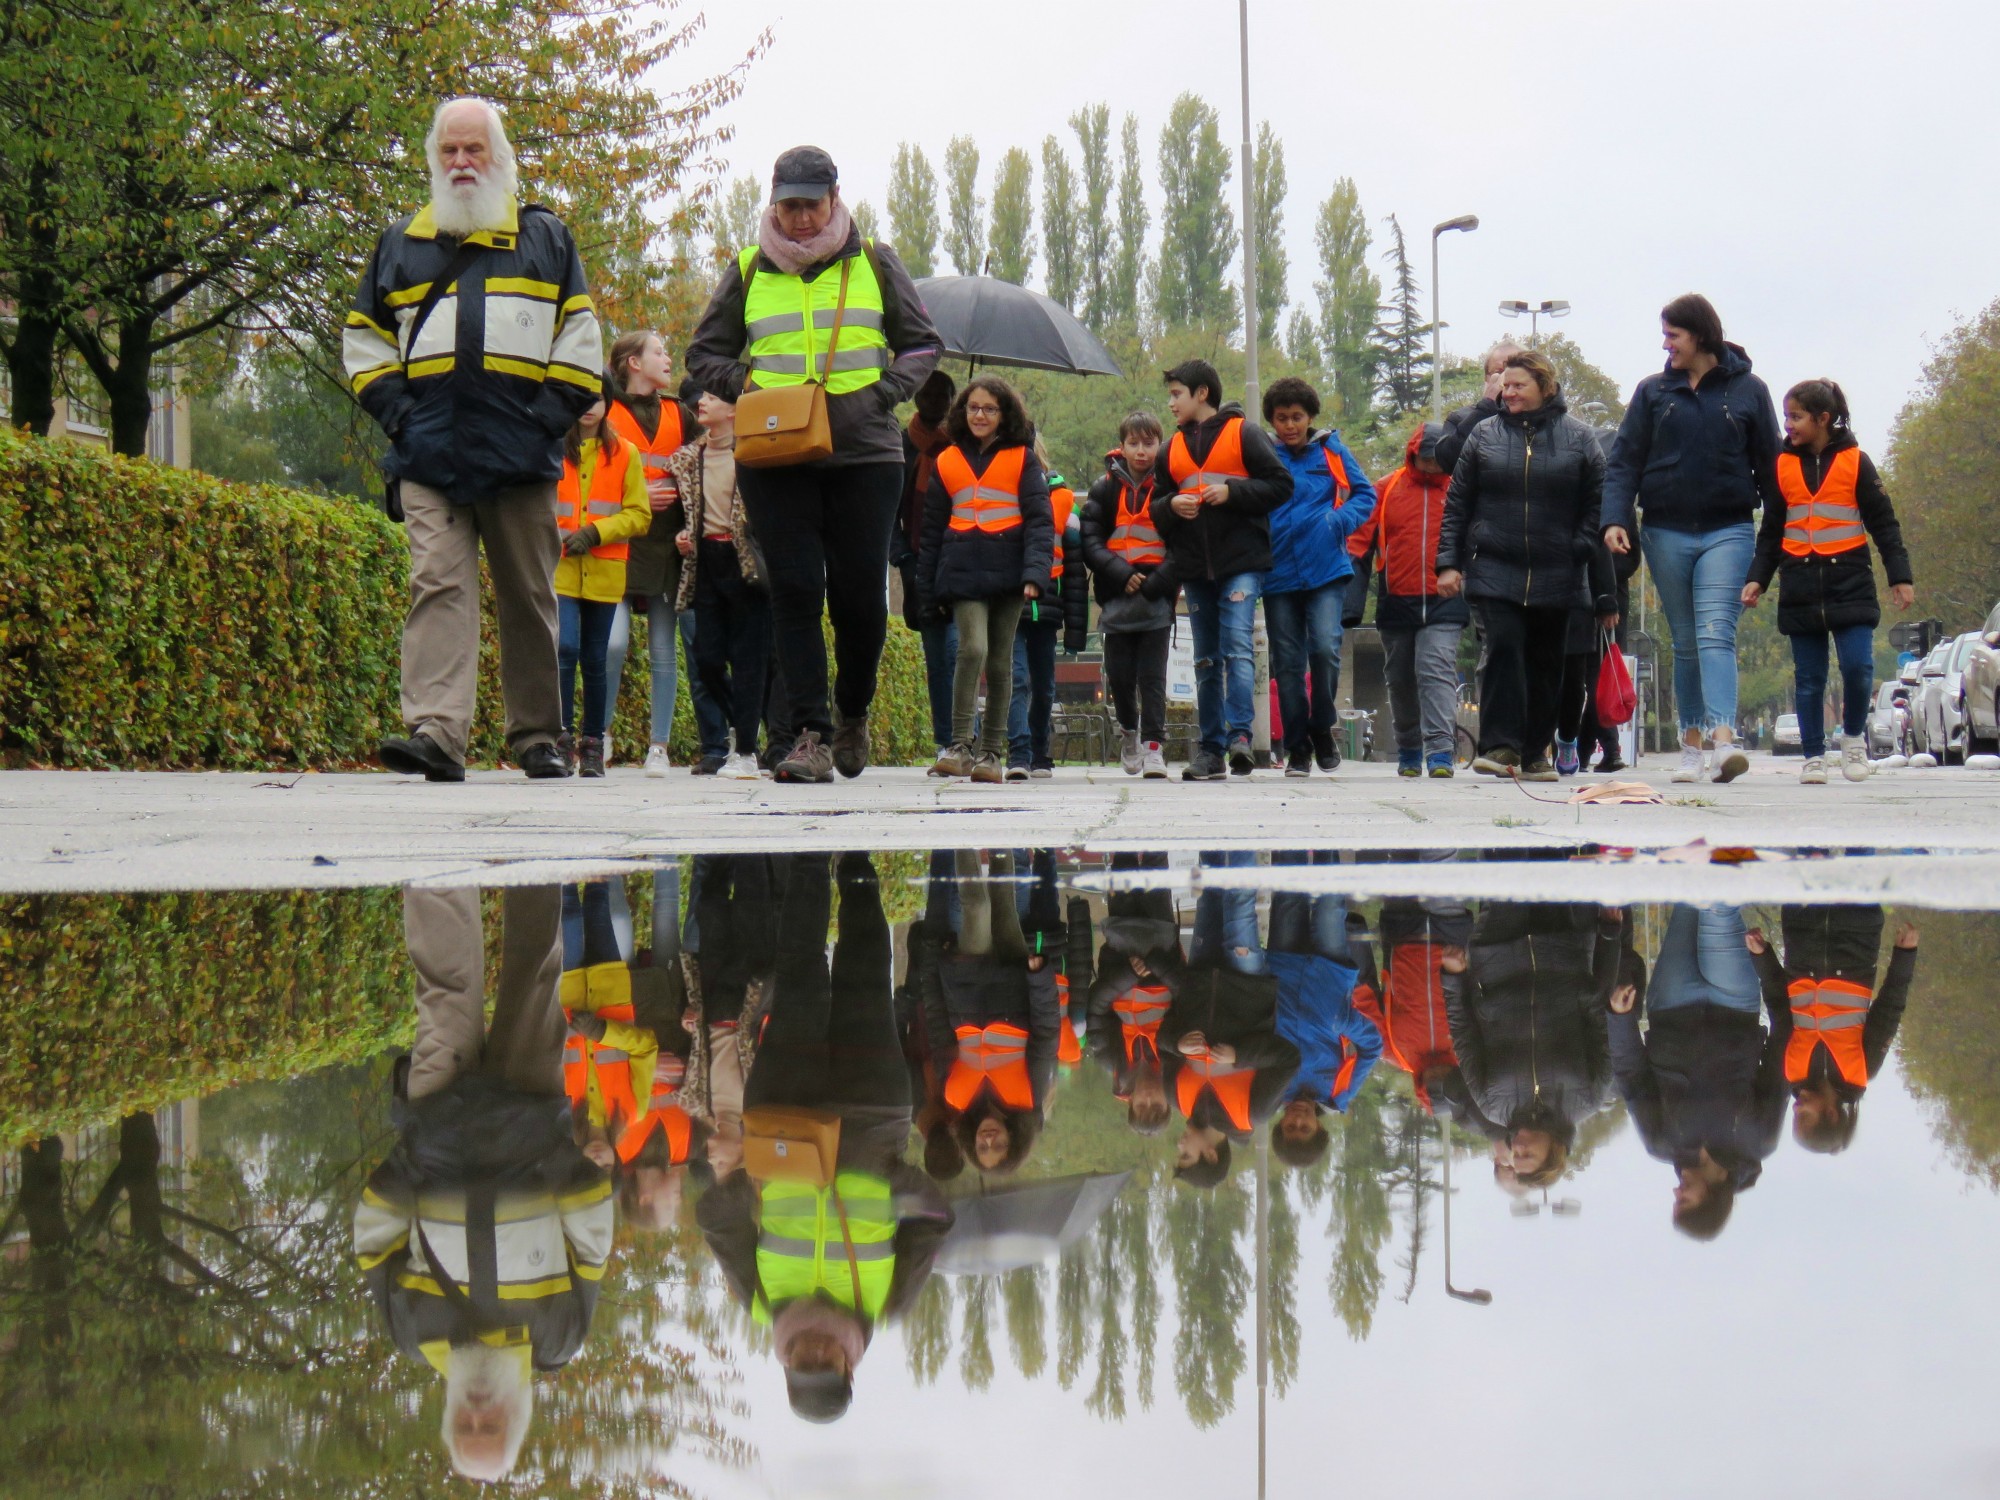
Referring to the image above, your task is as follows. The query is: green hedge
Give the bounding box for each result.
[0,887,414,1146]
[0,428,933,768]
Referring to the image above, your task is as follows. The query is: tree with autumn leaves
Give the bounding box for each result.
[0,0,765,456]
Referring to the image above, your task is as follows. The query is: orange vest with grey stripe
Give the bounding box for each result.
[938,445,1027,534]
[615,1054,693,1164]
[1778,449,1867,558]
[1176,1057,1255,1133]
[944,1021,1035,1111]
[1114,986,1171,1068]
[558,439,636,561]
[1167,417,1249,496]
[605,398,685,486]
[1108,475,1166,567]
[1785,977,1873,1087]
[563,1001,640,1126]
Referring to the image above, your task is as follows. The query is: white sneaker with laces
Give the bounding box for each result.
[719,751,761,780]
[1121,728,1143,776]
[1841,735,1873,781]
[1800,756,1828,785]
[1671,745,1705,783]
[644,743,672,778]
[1142,743,1168,779]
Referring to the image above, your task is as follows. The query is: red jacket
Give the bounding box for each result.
[1348,425,1467,628]
[1351,941,1459,1113]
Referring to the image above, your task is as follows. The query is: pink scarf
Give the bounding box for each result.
[758,197,855,275]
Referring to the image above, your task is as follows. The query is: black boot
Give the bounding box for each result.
[577,735,606,778]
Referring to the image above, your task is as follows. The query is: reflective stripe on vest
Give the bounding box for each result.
[943,1021,1034,1111]
[1785,976,1873,1087]
[1049,484,1074,579]
[1167,416,1249,495]
[1176,1058,1255,1133]
[558,441,635,561]
[1108,481,1166,567]
[937,445,1026,533]
[605,398,685,483]
[738,244,890,397]
[1778,448,1867,557]
[1115,986,1170,1067]
[754,1173,897,1323]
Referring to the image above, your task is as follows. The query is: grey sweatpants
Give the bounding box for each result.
[1381,623,1463,761]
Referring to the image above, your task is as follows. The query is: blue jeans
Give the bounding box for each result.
[1648,905,1761,1015]
[1791,624,1873,758]
[1640,522,1755,736]
[1191,850,1264,973]
[1183,572,1263,753]
[558,595,618,737]
[1009,619,1058,768]
[1265,582,1344,754]
[920,618,958,751]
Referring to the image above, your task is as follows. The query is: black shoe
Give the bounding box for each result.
[1313,730,1341,772]
[1182,750,1227,781]
[691,752,728,776]
[519,741,572,779]
[1285,747,1313,778]
[1596,753,1627,773]
[577,735,606,779]
[379,732,464,783]
[1228,737,1255,777]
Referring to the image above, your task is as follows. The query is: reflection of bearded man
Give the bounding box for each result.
[426,96,519,240]
[443,1339,534,1481]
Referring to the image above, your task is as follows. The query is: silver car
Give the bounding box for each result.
[1772,713,1803,756]
[1909,642,1951,757]
[1923,632,1984,764]
[1865,680,1912,759]
[1960,602,2000,755]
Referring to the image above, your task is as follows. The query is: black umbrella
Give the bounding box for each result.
[934,1170,1133,1276]
[913,275,1124,377]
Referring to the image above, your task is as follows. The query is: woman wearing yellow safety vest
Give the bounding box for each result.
[687,146,942,785]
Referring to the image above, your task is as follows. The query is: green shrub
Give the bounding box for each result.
[0,428,933,768]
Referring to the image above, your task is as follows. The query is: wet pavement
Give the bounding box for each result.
[3,847,1996,1498]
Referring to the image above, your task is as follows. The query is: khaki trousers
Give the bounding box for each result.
[404,885,566,1100]
[400,478,562,763]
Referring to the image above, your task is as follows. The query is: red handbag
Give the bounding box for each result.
[1596,630,1637,726]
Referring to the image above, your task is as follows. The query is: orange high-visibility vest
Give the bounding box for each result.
[1785,976,1873,1087]
[1113,986,1170,1067]
[1049,484,1075,579]
[1167,416,1249,497]
[944,1021,1035,1111]
[1323,446,1352,508]
[1055,971,1081,1066]
[616,1101,694,1165]
[1108,478,1166,567]
[563,999,640,1123]
[558,440,636,561]
[939,445,1027,534]
[1778,449,1867,558]
[605,397,686,486]
[1176,1057,1255,1133]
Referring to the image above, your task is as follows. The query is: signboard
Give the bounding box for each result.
[1166,628,1197,703]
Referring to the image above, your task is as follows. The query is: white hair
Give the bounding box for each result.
[424,97,519,237]
[442,1340,534,1482]
[1483,340,1526,374]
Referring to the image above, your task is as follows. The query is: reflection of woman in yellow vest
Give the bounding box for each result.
[1748,907,1917,1154]
[555,384,651,777]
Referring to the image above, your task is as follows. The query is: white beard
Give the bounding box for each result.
[428,161,516,238]
[442,1340,533,1480]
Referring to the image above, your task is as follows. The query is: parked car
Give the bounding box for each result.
[1909,641,1951,757]
[1960,601,2000,756]
[1865,680,1912,759]
[1921,632,1984,764]
[1772,713,1803,756]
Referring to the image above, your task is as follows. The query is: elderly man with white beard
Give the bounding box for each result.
[345,97,603,782]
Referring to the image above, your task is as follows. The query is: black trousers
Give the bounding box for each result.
[1474,599,1569,759]
[737,461,902,740]
[1558,647,1596,742]
[693,539,773,753]
[1104,626,1170,741]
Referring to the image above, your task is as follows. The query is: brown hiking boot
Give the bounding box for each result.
[774,731,834,784]
[831,710,870,779]
[928,742,975,778]
[577,735,606,779]
[970,750,1005,784]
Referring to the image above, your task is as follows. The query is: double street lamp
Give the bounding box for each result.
[1430,215,1479,420]
[1498,297,1571,344]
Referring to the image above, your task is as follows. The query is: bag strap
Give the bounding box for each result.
[818,259,853,387]
[406,239,487,361]
[828,1180,867,1313]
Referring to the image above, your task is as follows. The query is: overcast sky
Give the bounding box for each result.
[665,0,1996,454]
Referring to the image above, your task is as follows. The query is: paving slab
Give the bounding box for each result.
[2,755,1997,900]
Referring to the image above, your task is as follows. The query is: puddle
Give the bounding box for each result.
[3,849,1995,1497]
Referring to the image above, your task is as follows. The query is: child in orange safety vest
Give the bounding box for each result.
[1080,413,1176,777]
[1748,905,1917,1154]
[1085,854,1183,1134]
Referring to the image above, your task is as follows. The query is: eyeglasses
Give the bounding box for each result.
[965,403,1002,416]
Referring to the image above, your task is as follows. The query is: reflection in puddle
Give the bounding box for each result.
[2,852,1996,1497]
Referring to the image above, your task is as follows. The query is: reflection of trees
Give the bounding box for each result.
[1896,912,2000,1188]
[1004,1265,1047,1379]
[1166,1173,1250,1428]
[0,1062,752,1497]
[1321,1088,1393,1340]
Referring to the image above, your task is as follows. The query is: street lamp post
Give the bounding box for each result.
[1238,0,1258,418]
[1430,215,1479,420]
[1497,297,1571,345]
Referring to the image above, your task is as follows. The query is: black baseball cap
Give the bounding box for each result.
[772,145,838,202]
[786,1364,853,1423]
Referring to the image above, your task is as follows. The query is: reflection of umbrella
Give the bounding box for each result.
[935,1171,1133,1276]
[913,275,1124,376]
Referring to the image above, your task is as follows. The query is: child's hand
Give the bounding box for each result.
[1609,983,1638,1015]
[1207,1042,1237,1067]
[1128,953,1153,978]
[1200,482,1231,506]
[1744,927,1768,955]
[1891,583,1915,611]
[1125,571,1146,594]
[1894,921,1920,949]
[1023,583,1041,600]
[675,529,694,557]
[1026,954,1045,972]
[1178,1030,1208,1058]
[1740,582,1762,607]
[1170,493,1203,520]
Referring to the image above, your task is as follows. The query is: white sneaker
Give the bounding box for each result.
[1121,728,1143,776]
[1841,735,1873,782]
[719,751,761,780]
[1671,745,1705,783]
[1800,756,1828,785]
[1712,739,1749,784]
[1142,743,1168,779]
[644,743,671,778]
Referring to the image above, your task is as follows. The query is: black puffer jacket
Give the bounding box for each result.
[1147,404,1294,589]
[1080,453,1177,633]
[917,441,1056,613]
[1745,432,1913,635]
[1602,342,1781,535]
[1021,478,1090,651]
[1437,392,1605,610]
[1433,395,1500,479]
[1611,1002,1783,1188]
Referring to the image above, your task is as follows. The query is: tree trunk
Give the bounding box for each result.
[118,1112,166,1247]
[6,165,65,435]
[106,315,159,458]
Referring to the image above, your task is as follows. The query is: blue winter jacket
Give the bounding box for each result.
[1602,342,1781,536]
[1271,953,1382,1112]
[1264,429,1377,596]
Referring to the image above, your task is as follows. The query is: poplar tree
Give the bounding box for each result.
[706,176,764,264]
[1251,123,1288,350]
[1314,177,1383,425]
[1040,137,1080,309]
[1112,113,1150,327]
[987,146,1036,285]
[942,136,985,275]
[1153,93,1237,333]
[886,143,941,277]
[1069,104,1115,328]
